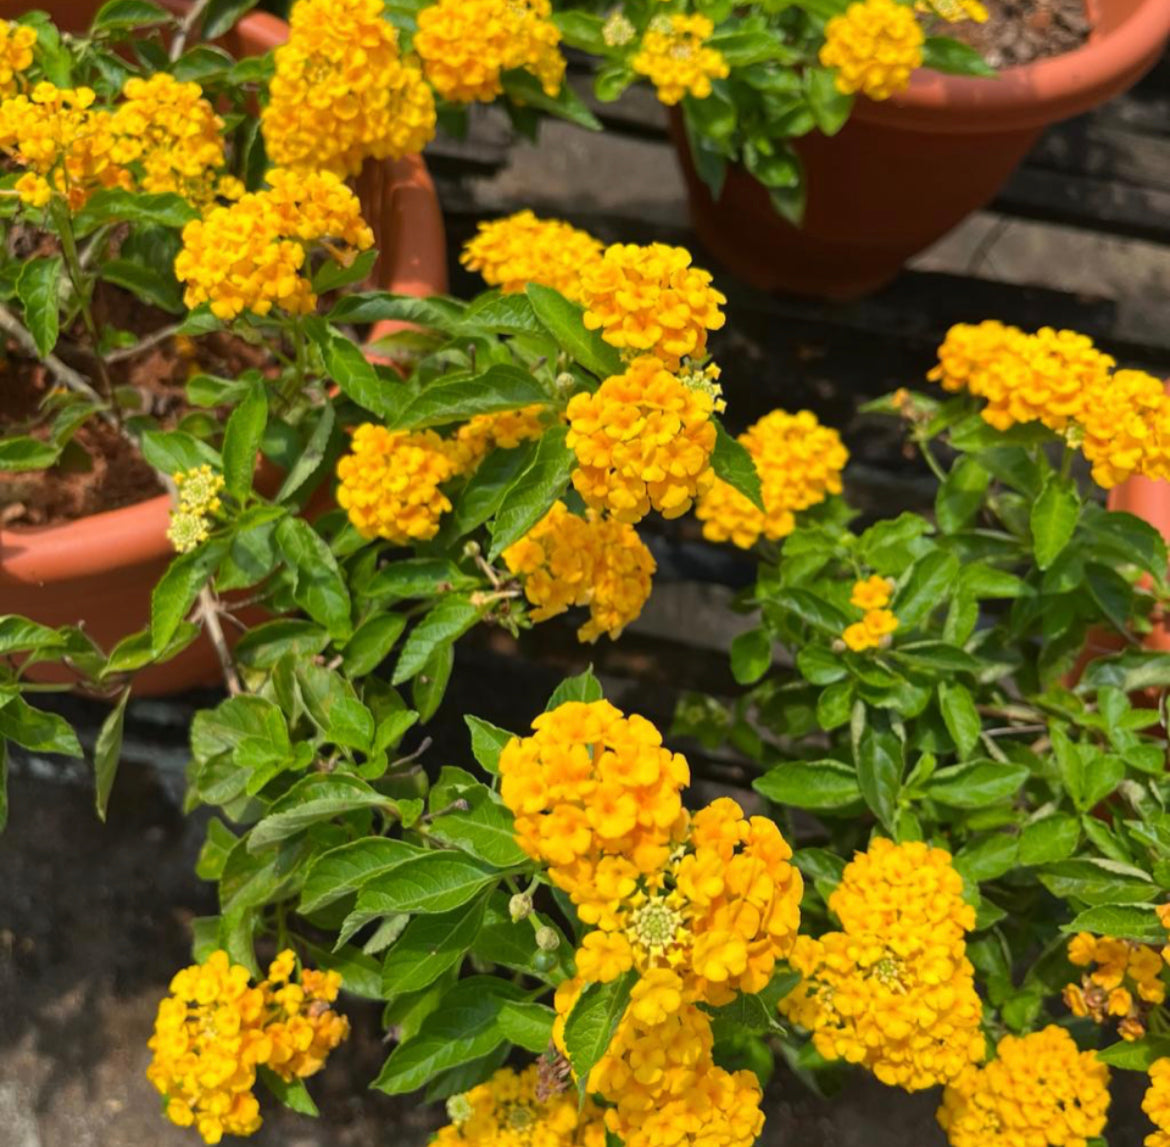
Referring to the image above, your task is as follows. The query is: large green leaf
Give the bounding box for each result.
[924,759,1029,809]
[753,760,861,811]
[16,256,62,357]
[221,380,267,500]
[526,283,622,379]
[299,837,428,914]
[248,775,395,851]
[381,896,488,996]
[395,365,549,429]
[563,972,637,1097]
[1062,903,1165,944]
[356,852,505,916]
[487,425,576,559]
[427,784,528,868]
[93,686,130,821]
[1031,475,1079,570]
[393,596,483,685]
[275,517,352,640]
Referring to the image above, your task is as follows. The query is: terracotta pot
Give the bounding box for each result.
[673,0,1170,298]
[0,4,448,696]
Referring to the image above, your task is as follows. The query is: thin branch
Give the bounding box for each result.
[105,322,182,363]
[197,588,242,696]
[169,0,212,60]
[0,303,109,413]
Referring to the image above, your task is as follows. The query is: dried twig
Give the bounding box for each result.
[0,303,109,413]
[105,322,182,363]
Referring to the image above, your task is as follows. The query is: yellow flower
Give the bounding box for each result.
[498,699,691,896]
[566,356,717,524]
[1079,368,1168,488]
[503,501,656,643]
[820,0,924,101]
[335,423,456,543]
[147,950,347,1145]
[110,73,233,208]
[578,242,726,370]
[780,838,984,1091]
[460,210,604,302]
[631,14,729,106]
[851,575,893,611]
[174,168,373,320]
[167,466,225,554]
[696,409,848,549]
[0,82,131,210]
[432,1063,606,1146]
[414,0,565,104]
[448,404,551,475]
[0,21,37,97]
[937,1026,1109,1147]
[1062,931,1165,1041]
[1144,1058,1170,1147]
[262,0,435,177]
[842,608,900,652]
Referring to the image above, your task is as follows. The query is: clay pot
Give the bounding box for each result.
[0,5,448,696]
[673,0,1170,298]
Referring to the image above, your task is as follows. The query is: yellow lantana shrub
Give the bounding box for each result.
[820,0,924,100]
[780,838,985,1090]
[147,950,348,1145]
[578,242,726,369]
[566,356,718,523]
[262,0,435,176]
[448,404,551,475]
[937,1026,1110,1147]
[503,500,656,642]
[414,0,565,104]
[461,210,604,302]
[696,408,848,548]
[631,14,730,106]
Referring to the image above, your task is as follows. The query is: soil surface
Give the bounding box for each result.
[944,0,1092,69]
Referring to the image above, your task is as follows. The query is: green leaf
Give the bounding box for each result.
[428,786,528,868]
[1063,903,1165,944]
[526,283,622,379]
[803,66,853,135]
[546,667,603,708]
[553,10,605,52]
[221,381,267,501]
[233,618,328,669]
[299,837,427,915]
[500,69,602,131]
[312,320,401,419]
[924,759,1029,809]
[343,613,407,677]
[711,422,764,511]
[275,517,352,640]
[922,36,996,78]
[860,513,932,575]
[381,896,488,996]
[1040,858,1156,907]
[0,695,82,757]
[201,0,260,38]
[487,425,575,559]
[140,429,220,475]
[893,549,960,629]
[0,617,65,656]
[413,642,454,723]
[328,292,465,330]
[357,852,504,916]
[938,681,981,758]
[72,189,197,236]
[248,775,394,851]
[93,686,129,821]
[936,456,991,533]
[276,402,336,504]
[99,258,184,313]
[17,256,62,357]
[150,544,221,655]
[1031,476,1079,570]
[1096,1036,1170,1071]
[171,44,234,82]
[93,0,170,29]
[0,437,61,472]
[458,292,543,338]
[312,248,377,295]
[374,978,524,1094]
[753,760,862,811]
[771,588,851,634]
[257,1067,319,1117]
[396,365,549,430]
[497,1000,556,1053]
[393,595,483,686]
[1019,815,1080,866]
[856,726,902,830]
[730,629,771,686]
[465,715,514,776]
[563,972,637,1097]
[954,834,1018,884]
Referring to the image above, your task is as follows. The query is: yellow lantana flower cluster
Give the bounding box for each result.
[167,465,225,554]
[499,699,689,887]
[460,210,604,302]
[414,0,565,104]
[841,575,900,652]
[1145,1058,1170,1147]
[448,404,551,474]
[820,0,925,101]
[433,1064,606,1147]
[696,408,849,549]
[0,82,130,209]
[937,1026,1110,1147]
[174,168,374,320]
[780,838,985,1091]
[110,74,239,209]
[336,423,456,543]
[147,949,348,1145]
[566,355,718,523]
[0,21,37,98]
[930,320,1170,488]
[503,500,656,643]
[631,14,730,106]
[1064,931,1167,1042]
[262,0,435,177]
[578,242,726,370]
[553,988,764,1147]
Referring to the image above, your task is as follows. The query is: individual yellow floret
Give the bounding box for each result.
[0,21,37,97]
[631,14,730,106]
[335,423,456,543]
[937,1026,1110,1147]
[414,0,565,104]
[842,607,900,651]
[820,0,924,101]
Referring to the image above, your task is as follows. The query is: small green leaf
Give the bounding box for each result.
[487,425,576,559]
[938,681,981,758]
[922,36,996,78]
[257,1067,319,1116]
[546,667,603,708]
[1019,815,1080,866]
[72,189,197,236]
[526,283,622,379]
[94,685,130,821]
[936,456,991,533]
[357,852,504,916]
[1096,1036,1170,1071]
[428,785,528,868]
[381,896,488,996]
[17,256,62,357]
[730,628,772,686]
[343,613,407,677]
[300,837,427,915]
[221,381,267,500]
[753,760,862,811]
[200,0,260,38]
[465,715,515,776]
[396,364,549,430]
[275,517,352,640]
[712,422,764,512]
[0,437,61,472]
[276,402,336,503]
[497,1000,556,1053]
[856,726,902,830]
[0,695,82,757]
[925,759,1029,809]
[1063,903,1165,944]
[393,596,483,686]
[563,972,637,1097]
[92,0,170,30]
[1031,476,1080,570]
[248,775,393,851]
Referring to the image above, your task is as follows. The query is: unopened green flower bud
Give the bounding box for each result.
[446,1093,473,1124]
[535,926,560,952]
[509,893,533,922]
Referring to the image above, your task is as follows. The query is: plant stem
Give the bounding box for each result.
[0,303,108,412]
[197,586,242,696]
[915,433,949,483]
[55,208,116,413]
[169,0,212,60]
[105,322,182,363]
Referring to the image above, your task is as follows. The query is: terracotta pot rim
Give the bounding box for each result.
[854,0,1170,131]
[0,9,447,590]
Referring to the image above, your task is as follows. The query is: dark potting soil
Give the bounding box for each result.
[942,0,1092,69]
[0,287,269,528]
